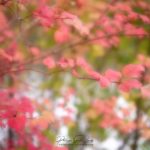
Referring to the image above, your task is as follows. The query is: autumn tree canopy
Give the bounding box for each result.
[0,0,150,150]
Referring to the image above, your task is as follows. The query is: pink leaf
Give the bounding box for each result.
[30,47,40,57]
[119,79,142,92]
[99,75,110,88]
[43,56,55,69]
[61,12,89,35]
[139,15,150,24]
[58,58,74,68]
[141,85,150,98]
[34,6,57,28]
[53,146,68,150]
[71,69,79,77]
[122,64,145,78]
[88,70,100,80]
[76,57,88,67]
[105,69,122,82]
[54,26,70,43]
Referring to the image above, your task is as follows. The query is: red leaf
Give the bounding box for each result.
[8,115,26,132]
[19,98,34,114]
